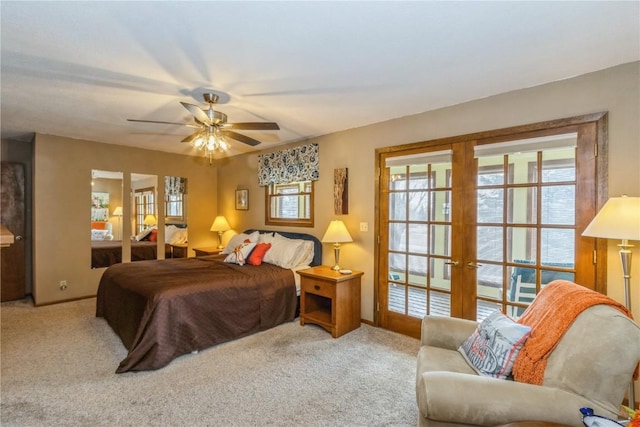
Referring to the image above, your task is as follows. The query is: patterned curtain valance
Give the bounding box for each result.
[258,143,319,186]
[165,176,187,196]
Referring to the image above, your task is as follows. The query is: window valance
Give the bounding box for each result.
[258,143,319,186]
[165,176,187,196]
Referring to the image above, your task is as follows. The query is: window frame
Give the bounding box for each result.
[264,180,314,227]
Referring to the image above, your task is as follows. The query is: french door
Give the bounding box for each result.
[376,115,606,338]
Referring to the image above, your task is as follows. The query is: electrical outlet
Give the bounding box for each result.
[359,222,369,232]
[59,280,68,291]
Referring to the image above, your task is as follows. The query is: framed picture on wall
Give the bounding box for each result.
[235,189,249,210]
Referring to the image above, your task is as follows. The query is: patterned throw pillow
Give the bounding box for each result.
[458,311,531,379]
[224,240,257,266]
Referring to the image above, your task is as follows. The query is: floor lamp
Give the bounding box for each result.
[583,195,640,409]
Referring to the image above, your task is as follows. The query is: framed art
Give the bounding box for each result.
[235,189,249,210]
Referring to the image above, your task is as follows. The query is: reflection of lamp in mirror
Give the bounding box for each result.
[113,206,123,240]
[210,216,230,249]
[582,195,640,408]
[143,214,156,230]
[322,220,353,271]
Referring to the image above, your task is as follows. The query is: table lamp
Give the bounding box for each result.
[143,214,156,230]
[321,220,353,270]
[210,216,230,249]
[582,195,640,408]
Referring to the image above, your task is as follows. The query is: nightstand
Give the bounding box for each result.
[297,265,363,338]
[193,246,222,257]
[170,243,188,258]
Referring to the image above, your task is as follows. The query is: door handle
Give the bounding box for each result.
[445,260,459,266]
[15,235,23,241]
[466,262,482,269]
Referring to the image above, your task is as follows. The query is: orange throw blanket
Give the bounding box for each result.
[512,280,636,385]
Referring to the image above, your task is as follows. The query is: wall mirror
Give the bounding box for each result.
[164,176,188,256]
[90,170,123,268]
[131,173,159,262]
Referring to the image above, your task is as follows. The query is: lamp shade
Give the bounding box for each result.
[112,206,123,216]
[143,214,156,226]
[210,216,230,232]
[582,196,640,241]
[321,220,353,243]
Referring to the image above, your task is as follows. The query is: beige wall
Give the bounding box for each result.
[217,62,640,323]
[33,135,219,305]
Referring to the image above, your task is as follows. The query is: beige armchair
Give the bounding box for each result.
[416,291,640,427]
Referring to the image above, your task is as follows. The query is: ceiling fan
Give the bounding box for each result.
[127,93,279,159]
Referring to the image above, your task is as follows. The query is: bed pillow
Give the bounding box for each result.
[222,231,260,254]
[169,227,188,245]
[262,237,304,269]
[458,311,531,379]
[91,229,109,241]
[273,234,315,267]
[134,228,153,242]
[247,243,272,266]
[224,241,257,266]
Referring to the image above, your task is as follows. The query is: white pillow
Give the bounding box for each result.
[262,234,306,269]
[274,234,315,267]
[222,231,259,254]
[134,228,153,241]
[91,229,109,241]
[170,228,188,245]
[258,232,276,245]
[165,225,178,244]
[224,242,257,266]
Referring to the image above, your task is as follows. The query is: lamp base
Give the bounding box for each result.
[331,243,341,271]
[217,232,224,250]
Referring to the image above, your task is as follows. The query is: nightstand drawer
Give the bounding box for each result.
[302,280,335,299]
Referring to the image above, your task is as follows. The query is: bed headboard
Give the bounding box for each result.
[244,229,322,267]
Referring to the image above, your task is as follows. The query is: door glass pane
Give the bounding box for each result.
[408,165,428,189]
[429,225,450,256]
[541,228,574,264]
[408,190,428,221]
[388,284,406,314]
[389,193,406,220]
[429,291,450,316]
[389,253,406,281]
[389,223,406,252]
[408,223,428,254]
[408,287,426,317]
[407,255,427,286]
[431,260,451,291]
[541,186,575,225]
[508,152,538,184]
[477,262,501,297]
[507,187,537,224]
[477,189,503,223]
[477,156,504,185]
[477,226,503,262]
[507,227,537,263]
[542,147,575,182]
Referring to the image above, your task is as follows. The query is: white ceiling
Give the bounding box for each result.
[1,1,638,159]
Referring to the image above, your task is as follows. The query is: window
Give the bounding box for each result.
[265,181,314,227]
[165,193,185,223]
[134,187,155,234]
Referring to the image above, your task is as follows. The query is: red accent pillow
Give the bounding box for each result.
[148,229,158,242]
[247,243,272,266]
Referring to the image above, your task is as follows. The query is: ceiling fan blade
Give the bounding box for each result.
[222,130,262,146]
[128,119,187,126]
[181,131,204,144]
[180,102,212,125]
[224,122,280,131]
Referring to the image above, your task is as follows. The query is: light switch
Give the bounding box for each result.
[359,222,368,232]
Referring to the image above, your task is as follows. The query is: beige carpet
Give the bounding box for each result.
[1,297,420,426]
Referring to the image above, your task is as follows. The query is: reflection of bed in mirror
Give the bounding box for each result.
[91,224,188,269]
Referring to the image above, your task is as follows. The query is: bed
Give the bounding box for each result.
[91,224,188,268]
[96,230,321,373]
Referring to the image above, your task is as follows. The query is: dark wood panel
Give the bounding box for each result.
[1,162,26,301]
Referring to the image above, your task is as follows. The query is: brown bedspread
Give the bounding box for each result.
[92,241,172,268]
[96,255,297,373]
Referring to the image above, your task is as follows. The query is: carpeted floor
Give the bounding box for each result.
[1,297,420,426]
